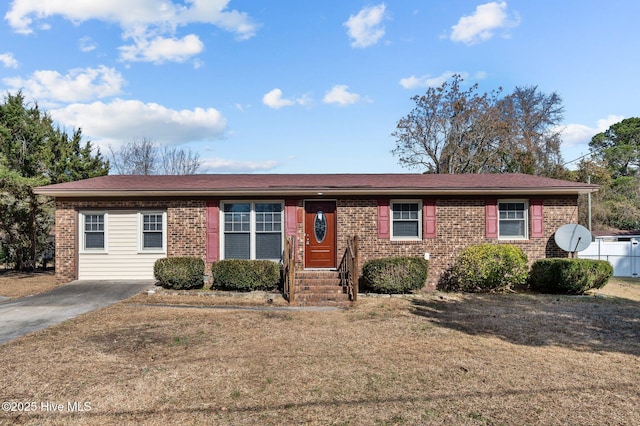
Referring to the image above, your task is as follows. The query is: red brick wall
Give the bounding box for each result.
[54,195,578,289]
[331,196,577,289]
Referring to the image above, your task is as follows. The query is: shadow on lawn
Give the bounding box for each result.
[410,293,640,356]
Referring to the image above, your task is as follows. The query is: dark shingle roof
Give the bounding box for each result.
[34,173,598,197]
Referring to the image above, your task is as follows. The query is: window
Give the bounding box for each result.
[141,213,165,250]
[82,213,106,251]
[391,201,422,240]
[498,201,528,239]
[223,202,283,260]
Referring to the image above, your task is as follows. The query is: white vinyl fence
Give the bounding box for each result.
[579,238,640,277]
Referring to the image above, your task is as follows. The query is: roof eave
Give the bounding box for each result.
[34,186,599,198]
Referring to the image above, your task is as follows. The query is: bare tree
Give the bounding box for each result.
[392,75,565,176]
[391,75,503,174]
[161,146,203,175]
[109,138,203,175]
[109,138,158,175]
[496,86,564,175]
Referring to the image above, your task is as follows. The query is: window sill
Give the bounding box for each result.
[390,239,423,245]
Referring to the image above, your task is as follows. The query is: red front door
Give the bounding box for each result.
[304,201,336,268]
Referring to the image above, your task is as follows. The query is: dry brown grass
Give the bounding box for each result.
[595,277,640,301]
[0,270,58,299]
[0,278,638,425]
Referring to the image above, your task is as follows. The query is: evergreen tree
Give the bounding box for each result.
[0,92,109,269]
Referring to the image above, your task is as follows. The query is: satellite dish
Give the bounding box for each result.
[554,224,592,253]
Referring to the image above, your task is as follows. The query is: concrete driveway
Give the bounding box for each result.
[0,280,155,344]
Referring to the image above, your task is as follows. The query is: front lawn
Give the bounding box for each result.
[0,270,58,299]
[0,278,638,425]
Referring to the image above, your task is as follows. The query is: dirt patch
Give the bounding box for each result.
[0,270,58,299]
[129,286,290,307]
[0,280,638,425]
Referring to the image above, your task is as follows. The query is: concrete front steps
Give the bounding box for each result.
[292,270,353,307]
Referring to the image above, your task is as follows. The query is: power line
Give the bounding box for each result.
[562,151,593,166]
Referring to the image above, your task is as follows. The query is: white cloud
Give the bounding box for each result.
[0,52,18,68]
[50,99,227,150]
[201,157,279,173]
[263,88,294,109]
[323,85,360,106]
[3,65,125,104]
[450,1,520,45]
[5,0,257,63]
[561,115,624,148]
[119,34,204,63]
[399,71,469,90]
[262,88,310,109]
[79,36,97,52]
[344,4,387,48]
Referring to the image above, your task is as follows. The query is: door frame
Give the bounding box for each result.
[303,199,337,269]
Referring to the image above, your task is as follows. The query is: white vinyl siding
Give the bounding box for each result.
[78,210,166,280]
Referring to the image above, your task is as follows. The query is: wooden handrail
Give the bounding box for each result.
[338,235,358,302]
[283,236,295,303]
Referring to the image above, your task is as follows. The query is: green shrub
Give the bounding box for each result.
[362,256,429,294]
[154,257,205,290]
[528,258,613,295]
[439,244,528,293]
[211,259,281,292]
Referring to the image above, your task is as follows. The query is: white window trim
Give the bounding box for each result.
[390,199,423,241]
[220,200,284,261]
[138,211,167,254]
[79,211,108,254]
[498,199,529,240]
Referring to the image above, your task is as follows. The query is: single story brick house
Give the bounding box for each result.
[34,173,597,294]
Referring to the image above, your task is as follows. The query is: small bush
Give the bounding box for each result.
[528,258,613,295]
[154,257,205,290]
[439,244,528,293]
[211,259,280,292]
[362,256,429,294]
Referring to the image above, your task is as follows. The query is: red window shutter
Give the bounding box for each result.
[530,199,544,238]
[423,199,436,239]
[377,199,390,239]
[485,199,498,238]
[206,201,219,262]
[285,199,297,237]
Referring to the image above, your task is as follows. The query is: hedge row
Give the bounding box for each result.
[528,258,613,295]
[211,259,280,292]
[361,256,429,294]
[154,246,614,296]
[438,243,529,293]
[437,244,614,295]
[154,257,205,290]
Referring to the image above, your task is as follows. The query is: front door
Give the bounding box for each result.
[304,201,336,268]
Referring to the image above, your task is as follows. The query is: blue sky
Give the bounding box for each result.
[1,1,638,174]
